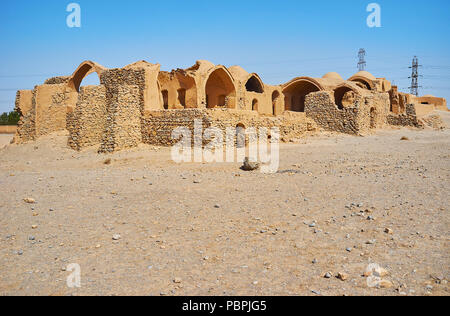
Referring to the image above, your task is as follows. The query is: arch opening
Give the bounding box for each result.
[272,91,280,115]
[245,76,264,93]
[70,63,101,93]
[283,80,321,112]
[205,68,236,109]
[252,99,259,111]
[177,88,186,108]
[162,90,169,109]
[334,86,356,110]
[352,78,372,90]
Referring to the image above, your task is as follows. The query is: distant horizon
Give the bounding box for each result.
[1,0,449,113]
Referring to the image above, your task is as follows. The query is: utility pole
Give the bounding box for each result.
[408,56,422,96]
[358,49,366,71]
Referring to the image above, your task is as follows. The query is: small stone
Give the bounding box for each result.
[112,234,121,241]
[384,228,393,234]
[241,157,260,171]
[214,204,221,209]
[173,278,182,284]
[308,222,316,228]
[24,198,36,204]
[367,216,375,221]
[337,272,348,281]
[193,180,201,184]
[95,244,101,249]
[324,272,332,279]
[31,225,38,229]
[28,236,35,241]
[312,259,318,264]
[346,247,352,252]
[366,239,376,245]
[17,250,24,255]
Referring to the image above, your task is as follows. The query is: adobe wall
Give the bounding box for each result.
[67,85,107,150]
[0,126,17,134]
[33,84,72,138]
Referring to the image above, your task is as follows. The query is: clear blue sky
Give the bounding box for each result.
[1,0,449,113]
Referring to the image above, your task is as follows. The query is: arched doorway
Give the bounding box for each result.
[205,68,236,109]
[272,91,280,115]
[282,79,322,112]
[252,99,259,111]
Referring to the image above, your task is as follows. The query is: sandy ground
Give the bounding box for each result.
[0,134,13,149]
[0,114,449,296]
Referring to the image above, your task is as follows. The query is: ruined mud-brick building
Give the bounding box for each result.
[13,60,448,152]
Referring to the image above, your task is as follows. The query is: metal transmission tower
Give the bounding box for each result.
[408,56,422,96]
[358,49,366,71]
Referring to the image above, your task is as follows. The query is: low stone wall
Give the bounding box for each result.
[387,104,422,128]
[0,126,17,134]
[142,109,316,147]
[67,85,107,150]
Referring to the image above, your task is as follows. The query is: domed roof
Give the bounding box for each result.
[351,71,376,81]
[228,65,250,80]
[322,72,343,80]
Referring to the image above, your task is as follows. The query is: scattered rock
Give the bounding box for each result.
[337,272,348,281]
[17,250,23,255]
[400,136,409,141]
[324,272,332,279]
[103,158,112,165]
[24,198,36,204]
[384,228,393,234]
[241,157,260,171]
[173,278,182,284]
[112,234,121,241]
[31,225,38,229]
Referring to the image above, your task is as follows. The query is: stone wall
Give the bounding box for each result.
[305,92,362,134]
[142,109,316,147]
[387,104,422,128]
[305,91,390,135]
[14,90,36,143]
[99,85,142,153]
[67,85,107,150]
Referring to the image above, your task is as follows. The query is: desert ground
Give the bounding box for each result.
[0,112,449,296]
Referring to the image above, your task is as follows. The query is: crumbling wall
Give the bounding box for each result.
[67,85,107,150]
[305,91,390,135]
[14,90,36,143]
[387,104,422,128]
[99,85,142,153]
[305,92,362,134]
